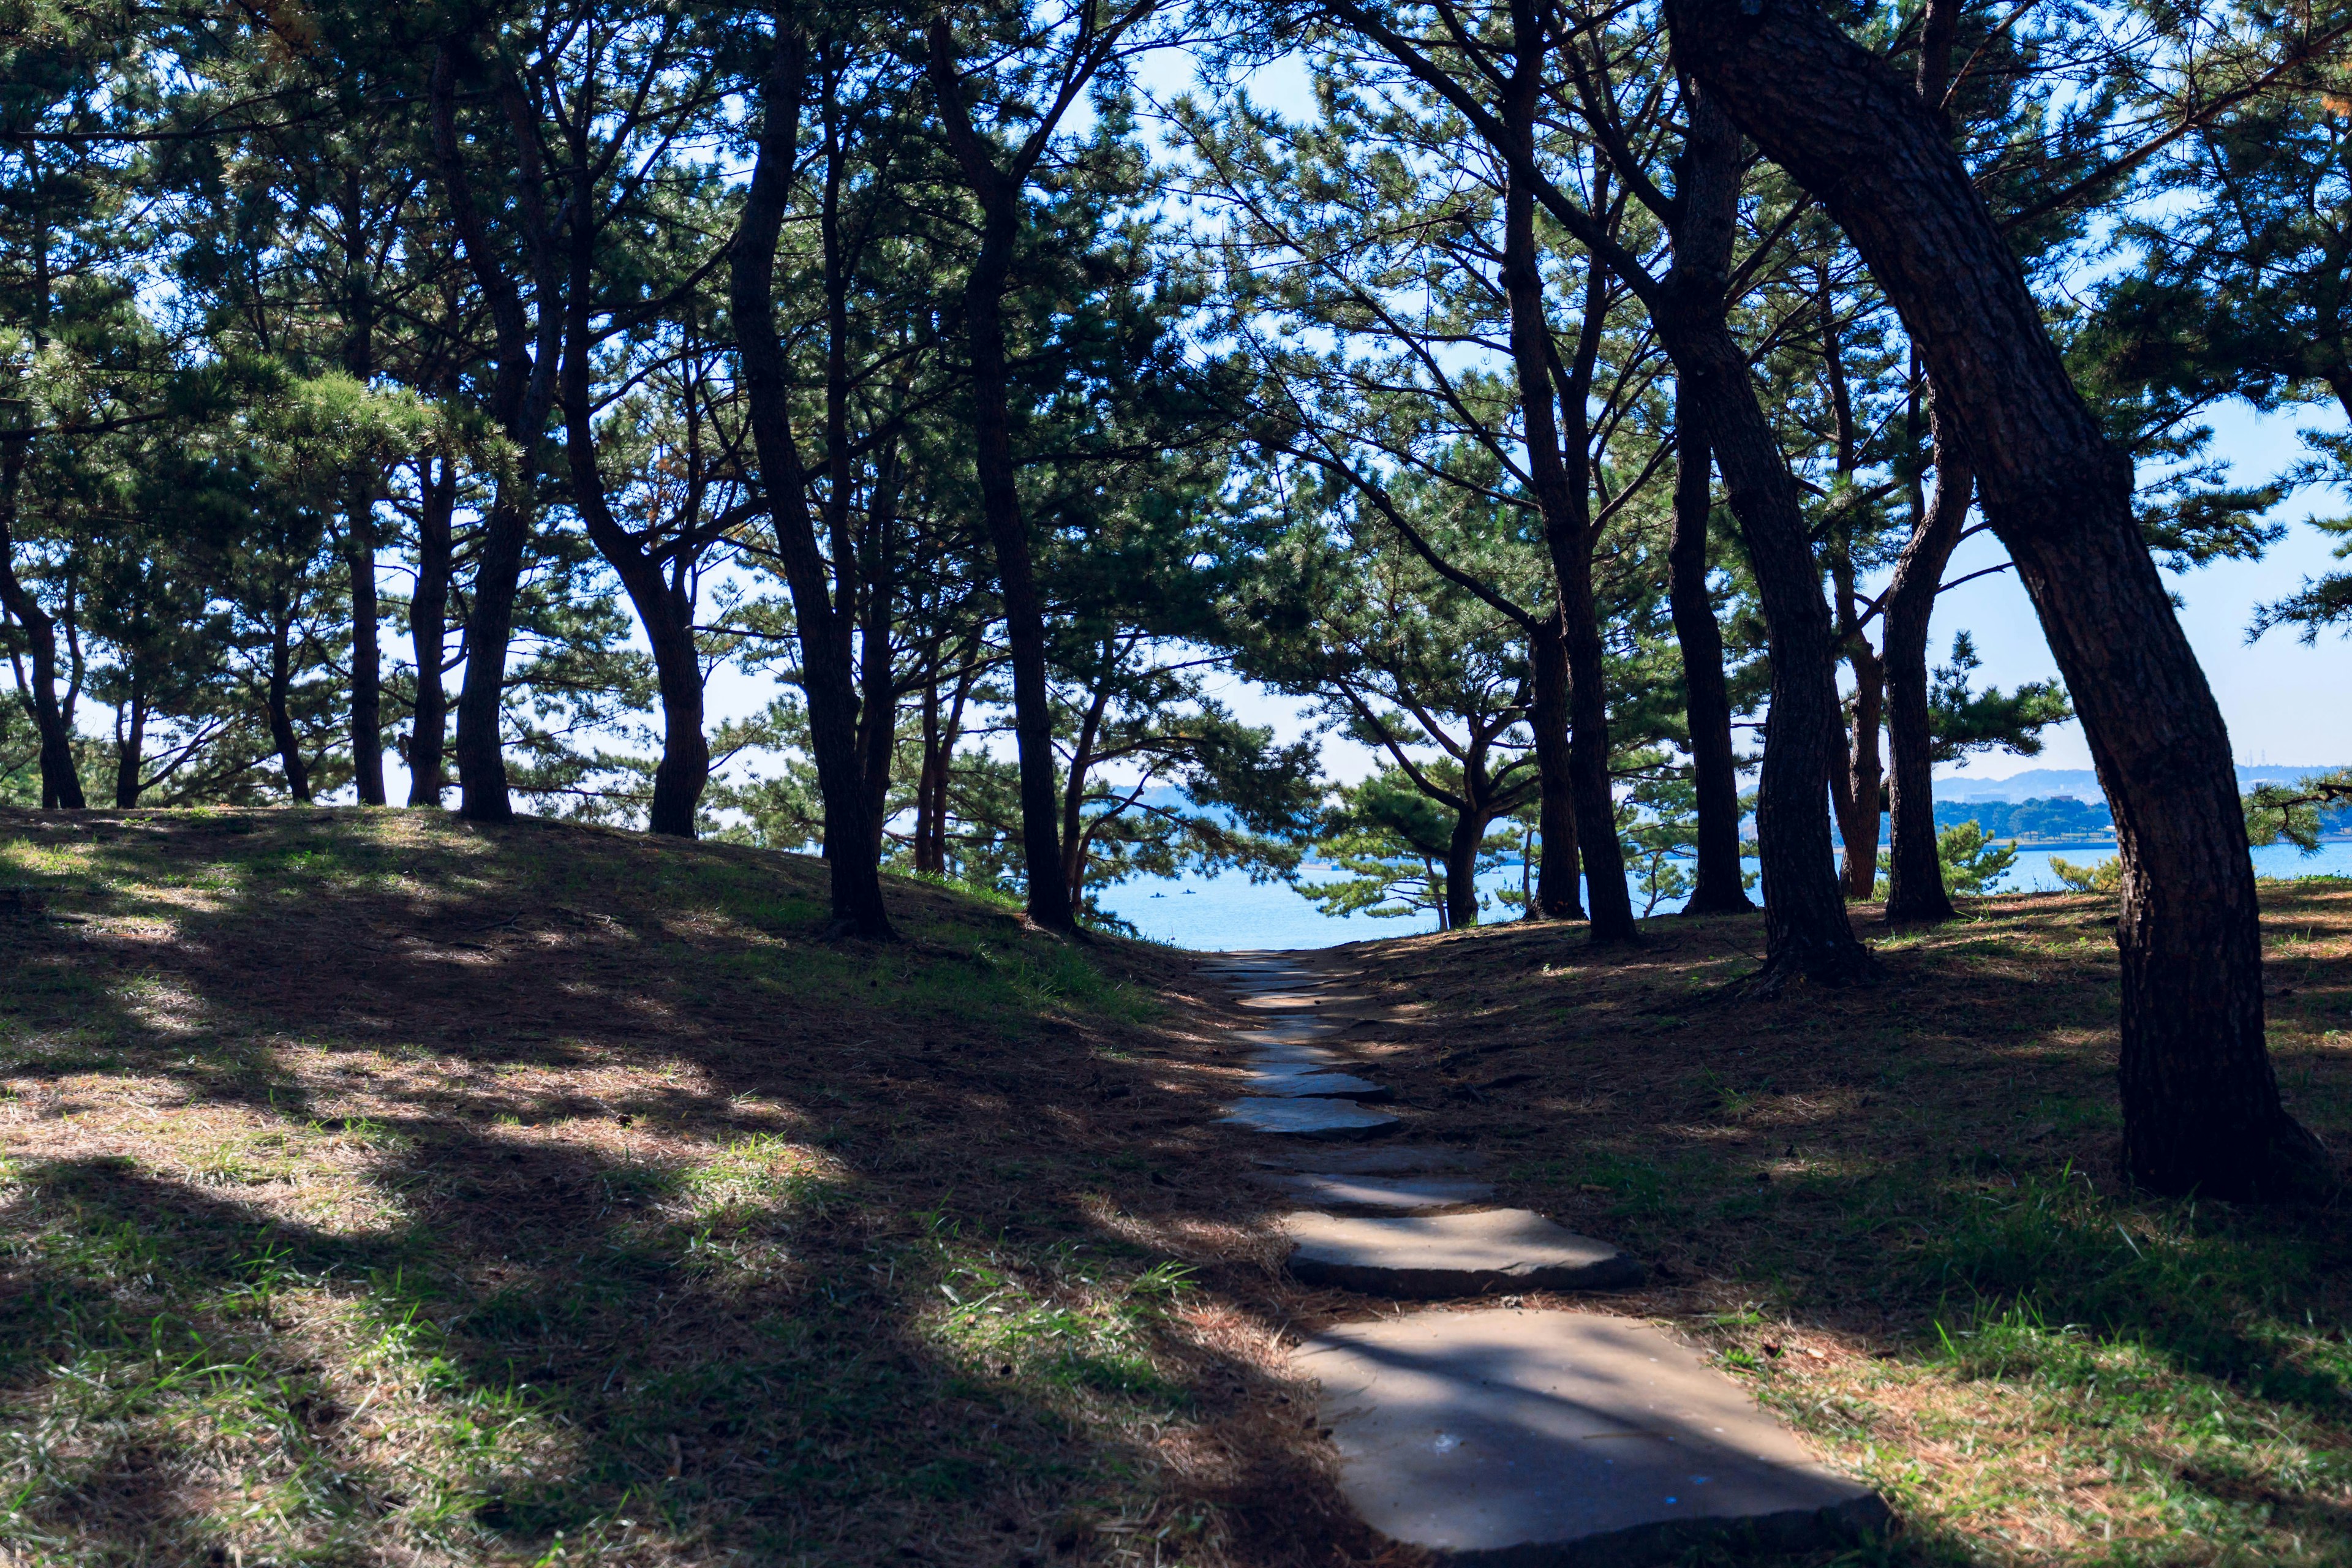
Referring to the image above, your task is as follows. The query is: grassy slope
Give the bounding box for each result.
[4,809,2351,1567]
[0,809,1355,1568]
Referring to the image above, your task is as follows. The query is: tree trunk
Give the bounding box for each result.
[858,447,902,858]
[1668,407,1753,913]
[556,162,708,840]
[732,17,892,935]
[947,216,1069,932]
[1444,809,1485,930]
[408,451,454,807]
[431,40,561,827]
[1834,639,1886,898]
[929,23,1075,935]
[267,605,312,803]
[347,478,386,806]
[916,671,947,876]
[914,656,973,878]
[1499,47,1635,943]
[1668,0,2326,1196]
[1883,407,1970,922]
[1528,614,1586,919]
[0,438,83,809]
[1652,89,1871,986]
[114,692,145,808]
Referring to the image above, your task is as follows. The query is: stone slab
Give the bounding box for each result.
[1297,1310,1888,1565]
[1284,1210,1642,1297]
[1254,1172,1495,1210]
[1246,1068,1392,1102]
[1216,1098,1400,1139]
[1238,1024,1344,1047]
[1253,1145,1487,1175]
[1245,1046,1346,1072]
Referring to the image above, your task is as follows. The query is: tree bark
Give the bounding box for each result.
[1651,89,1872,986]
[1668,0,2326,1196]
[346,477,386,806]
[430,40,560,826]
[556,155,707,839]
[1443,807,1486,931]
[928,22,1076,934]
[1499,13,1635,943]
[732,15,892,935]
[857,445,902,858]
[0,437,83,809]
[1831,636,1885,898]
[1668,407,1753,913]
[1882,406,1970,922]
[113,692,145,808]
[1528,614,1586,919]
[266,601,312,803]
[407,451,454,807]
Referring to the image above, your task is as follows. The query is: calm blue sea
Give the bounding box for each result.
[1091,842,2352,951]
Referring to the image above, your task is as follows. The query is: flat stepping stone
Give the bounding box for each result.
[1297,1310,1887,1564]
[1254,1144,1486,1175]
[1217,1099,1399,1139]
[1284,1210,1641,1297]
[1245,1045,1346,1070]
[1254,1172,1494,1210]
[1247,1068,1392,1102]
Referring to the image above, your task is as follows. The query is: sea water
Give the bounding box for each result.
[1089,842,2352,951]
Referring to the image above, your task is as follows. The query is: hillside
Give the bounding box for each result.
[0,809,1358,1566]
[4,810,2351,1566]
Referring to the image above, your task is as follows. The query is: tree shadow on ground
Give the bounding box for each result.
[0,807,1366,1566]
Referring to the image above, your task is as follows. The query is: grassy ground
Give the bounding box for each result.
[1326,883,2352,1567]
[1,809,2348,1566]
[0,809,1357,1567]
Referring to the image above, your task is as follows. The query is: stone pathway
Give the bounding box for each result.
[1198,951,1889,1565]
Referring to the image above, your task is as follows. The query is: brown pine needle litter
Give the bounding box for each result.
[1,805,2348,1566]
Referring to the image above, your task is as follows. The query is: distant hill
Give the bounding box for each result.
[1937,765,2340,805]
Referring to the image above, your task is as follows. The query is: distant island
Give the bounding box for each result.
[1884,767,2352,847]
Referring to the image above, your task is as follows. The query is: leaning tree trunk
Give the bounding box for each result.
[1882,405,1970,922]
[408,451,454,807]
[1667,409,1754,913]
[1668,0,2326,1196]
[1653,90,1872,986]
[1528,614,1587,919]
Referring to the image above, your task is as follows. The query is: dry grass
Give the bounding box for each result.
[4,807,2348,1566]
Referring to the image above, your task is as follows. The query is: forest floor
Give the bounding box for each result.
[0,807,2347,1567]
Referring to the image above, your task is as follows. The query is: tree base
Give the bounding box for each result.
[1736,937,1882,999]
[2127,1112,2339,1203]
[1882,895,1958,925]
[822,913,898,943]
[1678,891,1756,917]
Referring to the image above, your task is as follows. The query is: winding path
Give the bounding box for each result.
[1202,951,1890,1566]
